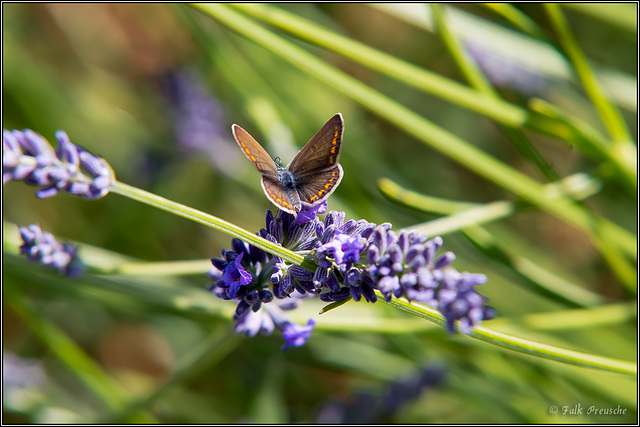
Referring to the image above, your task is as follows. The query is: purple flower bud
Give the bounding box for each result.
[313,266,329,288]
[438,289,456,305]
[338,219,358,235]
[259,289,274,303]
[231,238,248,259]
[372,228,387,254]
[281,319,315,351]
[55,131,80,172]
[350,285,362,302]
[320,287,350,302]
[268,217,284,243]
[326,271,341,292]
[265,209,274,229]
[377,275,400,294]
[315,221,325,239]
[429,236,443,252]
[367,245,380,265]
[235,300,252,316]
[359,222,377,240]
[361,283,377,303]
[35,184,59,199]
[289,265,313,282]
[17,224,83,278]
[463,273,487,286]
[223,252,253,298]
[434,252,456,269]
[344,267,362,287]
[396,231,410,255]
[324,210,345,228]
[321,224,337,244]
[279,274,294,296]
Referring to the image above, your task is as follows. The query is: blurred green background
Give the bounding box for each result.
[3,3,637,423]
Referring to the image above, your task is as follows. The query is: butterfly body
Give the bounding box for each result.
[275,168,302,212]
[232,114,344,215]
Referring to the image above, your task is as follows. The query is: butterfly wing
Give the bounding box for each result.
[288,113,343,178]
[261,176,297,214]
[294,164,344,207]
[232,124,278,178]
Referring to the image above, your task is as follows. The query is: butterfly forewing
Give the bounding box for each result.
[232,124,278,178]
[288,113,343,177]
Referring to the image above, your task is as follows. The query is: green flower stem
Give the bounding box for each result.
[544,4,633,147]
[431,4,494,94]
[431,3,559,183]
[564,3,637,33]
[382,293,636,376]
[109,181,316,271]
[481,3,550,40]
[5,283,156,422]
[221,3,635,189]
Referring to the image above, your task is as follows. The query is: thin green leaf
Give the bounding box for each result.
[382,293,636,376]
[544,4,633,146]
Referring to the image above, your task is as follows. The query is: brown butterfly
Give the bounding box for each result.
[232,113,344,215]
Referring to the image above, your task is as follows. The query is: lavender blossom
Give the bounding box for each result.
[208,206,495,349]
[315,214,495,334]
[207,208,323,349]
[296,200,327,225]
[3,129,114,199]
[165,68,242,176]
[18,224,84,278]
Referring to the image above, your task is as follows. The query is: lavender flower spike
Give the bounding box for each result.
[3,129,115,199]
[18,224,84,278]
[208,206,495,349]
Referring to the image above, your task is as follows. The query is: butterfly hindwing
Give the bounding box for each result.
[294,164,344,207]
[261,175,297,214]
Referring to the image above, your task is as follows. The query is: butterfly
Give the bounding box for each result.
[232,113,344,215]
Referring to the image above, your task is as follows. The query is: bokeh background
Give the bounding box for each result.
[3,3,637,423]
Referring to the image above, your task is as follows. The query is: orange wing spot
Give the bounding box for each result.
[324,183,331,190]
[310,195,318,202]
[250,155,263,170]
[268,190,291,208]
[329,155,334,163]
[331,146,336,154]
